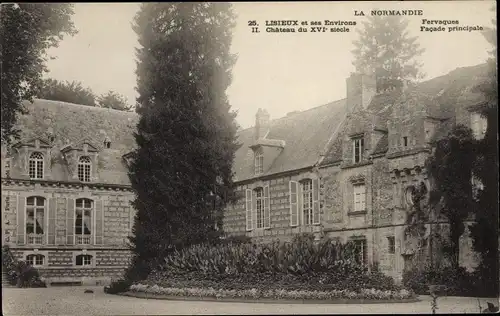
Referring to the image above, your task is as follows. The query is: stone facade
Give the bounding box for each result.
[1,100,137,286]
[224,64,489,282]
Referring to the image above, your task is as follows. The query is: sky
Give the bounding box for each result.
[45,1,496,129]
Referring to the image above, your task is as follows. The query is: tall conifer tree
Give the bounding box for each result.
[352,15,424,92]
[126,3,239,279]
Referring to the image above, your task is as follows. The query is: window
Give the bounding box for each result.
[26,197,45,244]
[353,184,366,212]
[29,152,44,179]
[75,198,93,244]
[75,254,92,266]
[254,148,264,175]
[302,180,313,225]
[403,136,408,147]
[387,236,395,254]
[78,156,92,182]
[104,138,111,149]
[353,137,364,163]
[26,254,44,267]
[255,188,264,228]
[353,238,368,265]
[471,112,487,140]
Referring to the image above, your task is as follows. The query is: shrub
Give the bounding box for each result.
[14,261,46,288]
[2,246,46,288]
[137,237,407,297]
[105,278,133,294]
[160,236,364,278]
[403,264,477,296]
[2,245,18,285]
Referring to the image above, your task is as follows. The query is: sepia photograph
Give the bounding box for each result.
[1,1,498,315]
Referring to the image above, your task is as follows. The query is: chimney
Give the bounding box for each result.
[346,70,377,114]
[255,108,270,140]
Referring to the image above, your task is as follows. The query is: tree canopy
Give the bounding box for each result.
[37,78,96,106]
[97,91,132,111]
[1,4,77,144]
[352,15,425,92]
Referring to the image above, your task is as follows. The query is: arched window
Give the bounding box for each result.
[75,198,93,244]
[255,187,264,228]
[26,196,45,244]
[78,156,92,182]
[75,254,92,266]
[254,148,264,175]
[26,254,45,267]
[29,152,44,179]
[301,179,313,225]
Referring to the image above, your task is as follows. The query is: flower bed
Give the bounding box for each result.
[109,234,416,301]
[126,283,416,302]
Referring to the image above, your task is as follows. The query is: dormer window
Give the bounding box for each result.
[29,152,44,179]
[78,156,92,182]
[254,148,264,175]
[104,137,111,149]
[353,136,364,164]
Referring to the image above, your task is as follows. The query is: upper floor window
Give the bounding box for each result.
[78,156,92,182]
[470,112,487,140]
[403,136,408,147]
[302,180,313,225]
[26,196,45,244]
[26,254,45,267]
[353,136,364,163]
[29,152,44,180]
[353,183,366,212]
[75,198,93,244]
[254,148,264,175]
[255,188,264,228]
[75,254,92,266]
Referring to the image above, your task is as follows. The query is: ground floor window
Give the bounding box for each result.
[75,254,92,266]
[26,254,45,267]
[352,238,368,266]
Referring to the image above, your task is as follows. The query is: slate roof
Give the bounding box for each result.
[233,99,346,182]
[318,63,490,166]
[16,99,138,185]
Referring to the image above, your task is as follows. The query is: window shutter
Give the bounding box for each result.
[313,178,320,225]
[17,197,26,245]
[245,189,253,231]
[94,200,104,245]
[289,181,298,227]
[298,183,303,226]
[360,187,366,211]
[264,185,271,229]
[47,198,57,245]
[66,198,75,245]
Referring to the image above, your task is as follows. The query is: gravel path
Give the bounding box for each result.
[2,286,498,315]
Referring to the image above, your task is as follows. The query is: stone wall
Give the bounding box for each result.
[2,181,135,284]
[223,169,322,241]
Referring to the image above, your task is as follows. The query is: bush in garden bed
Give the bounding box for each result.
[402,264,487,297]
[159,234,364,277]
[128,283,415,301]
[135,234,408,297]
[2,246,46,288]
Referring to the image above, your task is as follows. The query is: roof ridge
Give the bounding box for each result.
[238,98,346,133]
[30,98,139,117]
